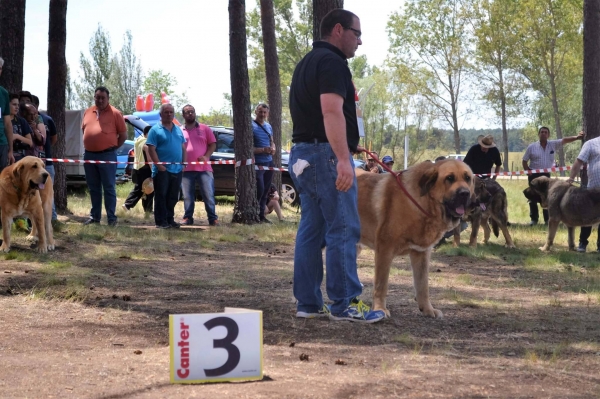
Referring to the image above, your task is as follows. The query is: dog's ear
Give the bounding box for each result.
[530,177,549,195]
[419,167,438,196]
[12,162,25,181]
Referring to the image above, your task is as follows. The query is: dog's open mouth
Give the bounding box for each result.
[446,203,465,218]
[29,180,45,190]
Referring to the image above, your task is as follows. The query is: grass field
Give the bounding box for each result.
[1,177,599,398]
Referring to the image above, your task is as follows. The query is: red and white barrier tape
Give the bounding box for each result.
[42,158,288,172]
[40,158,571,176]
[477,165,571,177]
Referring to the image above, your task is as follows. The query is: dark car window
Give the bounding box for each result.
[215,132,235,153]
[116,142,133,156]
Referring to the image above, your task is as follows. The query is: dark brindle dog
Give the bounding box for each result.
[454,177,515,248]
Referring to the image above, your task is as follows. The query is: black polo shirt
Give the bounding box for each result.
[290,41,359,152]
[463,144,502,175]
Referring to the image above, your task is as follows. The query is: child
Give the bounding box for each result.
[265,183,283,222]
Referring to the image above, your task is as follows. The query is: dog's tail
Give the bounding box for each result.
[491,219,500,238]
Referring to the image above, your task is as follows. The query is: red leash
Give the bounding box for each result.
[361,149,433,218]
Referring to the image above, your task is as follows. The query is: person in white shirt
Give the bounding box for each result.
[522,126,583,226]
[568,134,600,252]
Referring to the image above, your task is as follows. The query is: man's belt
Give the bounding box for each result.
[85,147,117,154]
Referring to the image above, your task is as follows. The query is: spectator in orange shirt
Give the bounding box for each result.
[81,86,127,226]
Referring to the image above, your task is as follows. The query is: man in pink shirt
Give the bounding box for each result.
[180,104,219,226]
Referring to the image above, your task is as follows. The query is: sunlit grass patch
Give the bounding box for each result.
[219,234,243,243]
[3,251,34,262]
[456,274,473,285]
[442,289,479,307]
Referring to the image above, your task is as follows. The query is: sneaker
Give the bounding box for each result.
[260,218,273,224]
[156,224,170,229]
[329,298,386,324]
[180,218,193,226]
[209,220,220,226]
[122,204,129,212]
[108,220,118,227]
[576,244,587,253]
[528,220,538,226]
[83,218,100,226]
[169,222,181,229]
[296,304,331,319]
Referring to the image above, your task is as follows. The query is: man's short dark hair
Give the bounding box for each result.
[182,104,195,113]
[95,86,110,97]
[320,9,358,39]
[143,125,151,135]
[538,126,550,135]
[256,103,269,110]
[31,95,40,107]
[18,90,33,103]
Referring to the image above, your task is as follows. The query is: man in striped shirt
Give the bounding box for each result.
[522,126,584,226]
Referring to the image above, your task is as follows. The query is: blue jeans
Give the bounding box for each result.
[256,161,274,220]
[289,142,362,315]
[153,170,182,226]
[181,171,218,223]
[45,164,57,220]
[84,150,117,223]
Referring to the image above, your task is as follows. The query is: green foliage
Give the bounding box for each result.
[73,25,113,109]
[107,31,144,115]
[387,0,472,153]
[246,0,313,143]
[72,26,185,114]
[142,69,189,112]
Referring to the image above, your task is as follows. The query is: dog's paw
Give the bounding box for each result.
[26,234,39,243]
[539,245,550,252]
[421,306,443,319]
[0,244,10,253]
[505,243,516,249]
[47,244,55,251]
[36,245,48,254]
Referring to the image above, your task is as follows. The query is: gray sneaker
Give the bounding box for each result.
[296,304,331,319]
[576,244,587,253]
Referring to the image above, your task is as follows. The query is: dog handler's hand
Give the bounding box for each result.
[336,158,354,192]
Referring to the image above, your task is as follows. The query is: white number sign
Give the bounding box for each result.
[169,308,263,384]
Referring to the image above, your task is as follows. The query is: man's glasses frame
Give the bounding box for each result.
[345,27,362,39]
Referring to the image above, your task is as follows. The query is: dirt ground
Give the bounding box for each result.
[1,217,600,398]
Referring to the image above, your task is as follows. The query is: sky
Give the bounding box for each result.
[23,0,403,116]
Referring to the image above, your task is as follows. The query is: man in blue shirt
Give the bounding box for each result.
[146,104,187,229]
[252,103,275,223]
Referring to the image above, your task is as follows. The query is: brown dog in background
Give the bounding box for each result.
[0,156,55,253]
[357,159,474,319]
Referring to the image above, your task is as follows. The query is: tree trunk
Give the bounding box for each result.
[0,0,26,93]
[229,0,259,224]
[47,0,68,213]
[312,0,343,42]
[549,77,565,175]
[583,0,600,142]
[260,0,283,192]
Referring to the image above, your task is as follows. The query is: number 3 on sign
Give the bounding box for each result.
[169,308,263,383]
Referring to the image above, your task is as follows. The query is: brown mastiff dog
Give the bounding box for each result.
[357,159,474,318]
[0,156,55,253]
[530,176,600,251]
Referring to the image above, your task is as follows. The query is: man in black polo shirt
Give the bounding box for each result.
[463,135,502,179]
[288,9,384,324]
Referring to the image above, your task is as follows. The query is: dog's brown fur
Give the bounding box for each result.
[530,176,600,251]
[357,159,474,318]
[454,178,515,248]
[0,156,55,253]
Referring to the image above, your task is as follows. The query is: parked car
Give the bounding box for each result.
[124,116,299,205]
[116,140,135,178]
